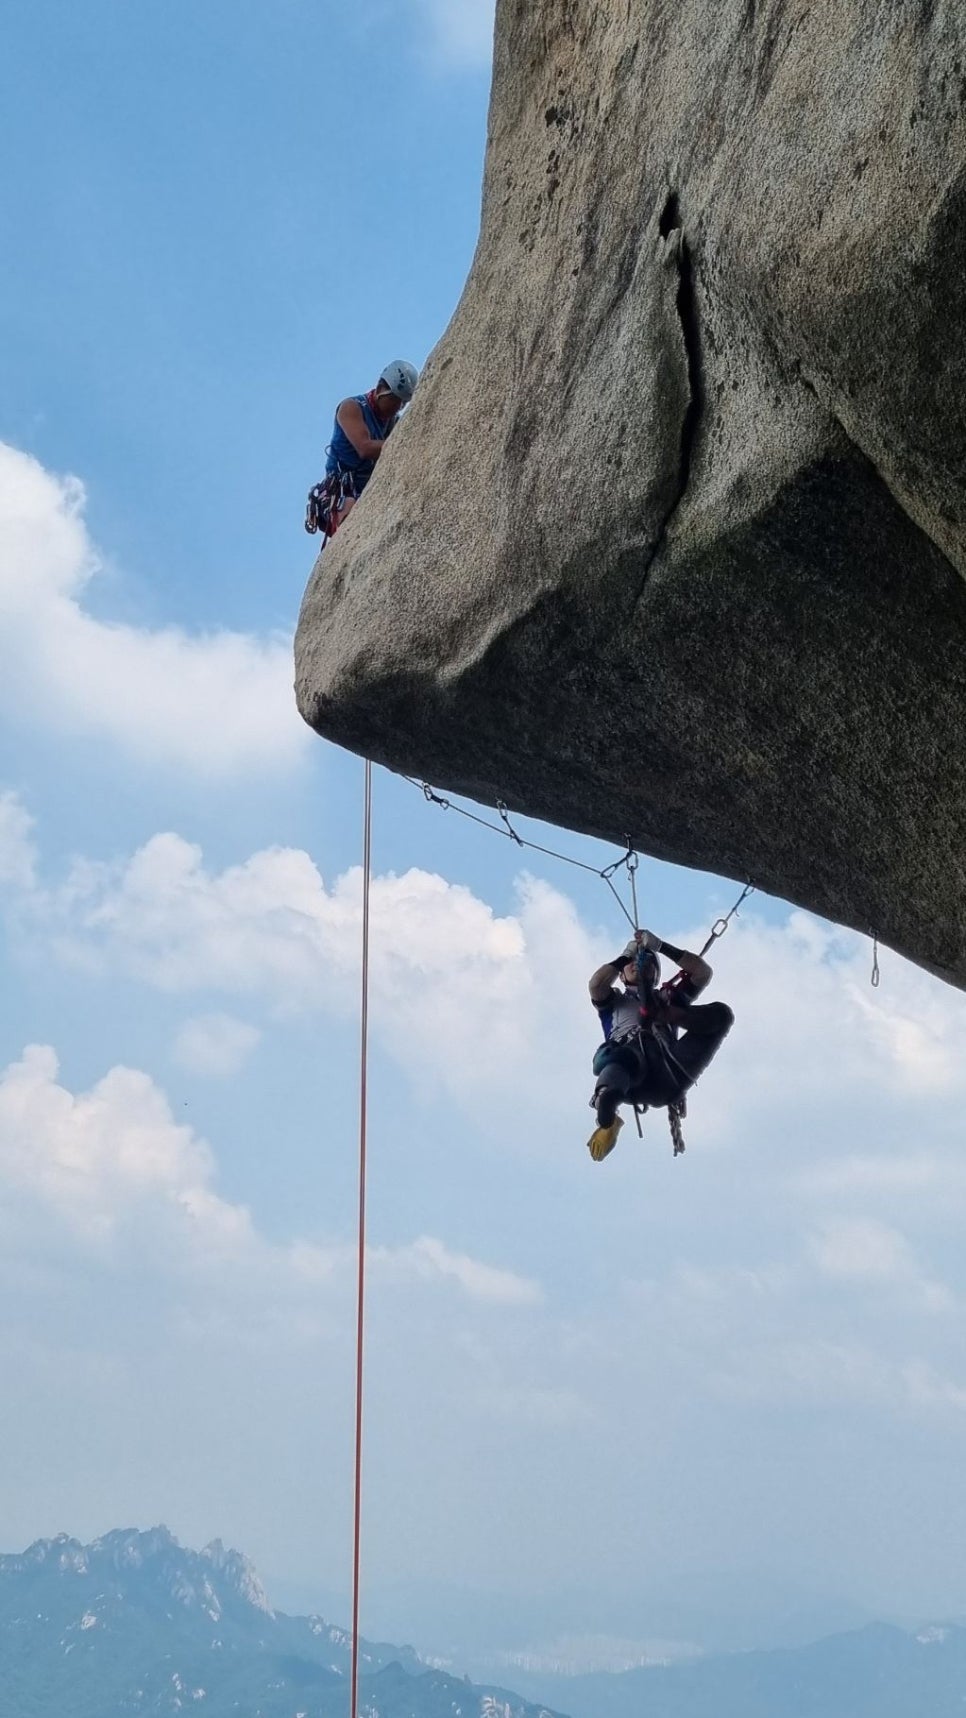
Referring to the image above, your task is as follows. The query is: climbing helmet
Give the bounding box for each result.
[379,359,419,403]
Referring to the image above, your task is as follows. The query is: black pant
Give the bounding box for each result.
[595,1002,734,1112]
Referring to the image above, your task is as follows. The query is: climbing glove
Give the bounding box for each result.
[619,929,661,958]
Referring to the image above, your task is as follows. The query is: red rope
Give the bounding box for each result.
[350,758,372,1718]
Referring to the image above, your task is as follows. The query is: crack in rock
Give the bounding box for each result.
[635,194,705,603]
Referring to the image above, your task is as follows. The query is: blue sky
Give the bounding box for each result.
[3,0,966,1678]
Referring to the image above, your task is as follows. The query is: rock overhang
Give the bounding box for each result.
[296,0,966,988]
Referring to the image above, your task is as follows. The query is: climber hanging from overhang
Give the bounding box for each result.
[586,927,734,1162]
[305,358,419,540]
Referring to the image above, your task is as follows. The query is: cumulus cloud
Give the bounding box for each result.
[172,1013,261,1078]
[28,829,576,1101]
[7,796,966,1158]
[0,1043,535,1313]
[0,443,306,776]
[2,814,965,1614]
[0,1043,246,1252]
[702,908,966,1113]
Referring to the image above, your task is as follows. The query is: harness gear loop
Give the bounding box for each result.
[305,468,358,539]
[871,931,880,989]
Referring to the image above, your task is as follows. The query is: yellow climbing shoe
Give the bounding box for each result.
[587,1115,623,1162]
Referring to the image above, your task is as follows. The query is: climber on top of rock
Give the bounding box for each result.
[586,927,734,1162]
[305,359,419,540]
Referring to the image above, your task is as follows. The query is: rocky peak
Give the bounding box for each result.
[200,1539,274,1615]
[91,1525,179,1569]
[3,1528,274,1619]
[16,1533,89,1574]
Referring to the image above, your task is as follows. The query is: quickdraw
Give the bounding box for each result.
[304,468,358,538]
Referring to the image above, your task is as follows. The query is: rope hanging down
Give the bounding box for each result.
[350,760,373,1718]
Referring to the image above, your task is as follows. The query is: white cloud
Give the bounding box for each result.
[8,799,966,1161]
[2,1027,966,1612]
[901,1361,966,1413]
[416,0,494,67]
[673,908,966,1174]
[808,1216,952,1310]
[810,1216,918,1283]
[794,1153,966,1204]
[620,1256,964,1420]
[0,1043,244,1251]
[0,791,36,889]
[172,1013,261,1078]
[0,1043,535,1317]
[27,830,567,1102]
[373,1235,541,1306]
[0,443,306,776]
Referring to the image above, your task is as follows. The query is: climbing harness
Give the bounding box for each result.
[350,760,373,1718]
[633,942,697,1158]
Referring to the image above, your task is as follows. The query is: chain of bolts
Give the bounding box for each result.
[403,776,757,947]
[403,775,882,987]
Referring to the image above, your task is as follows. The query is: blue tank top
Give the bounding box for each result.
[325,393,393,487]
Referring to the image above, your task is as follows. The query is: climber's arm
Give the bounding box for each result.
[658,939,712,994]
[336,397,386,461]
[589,932,648,1003]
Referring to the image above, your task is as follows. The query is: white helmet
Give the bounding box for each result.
[379,359,419,403]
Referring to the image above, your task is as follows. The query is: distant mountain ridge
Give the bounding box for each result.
[508,1617,966,1718]
[0,1527,563,1718]
[6,1528,966,1718]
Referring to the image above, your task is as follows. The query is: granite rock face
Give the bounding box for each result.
[296,0,966,987]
